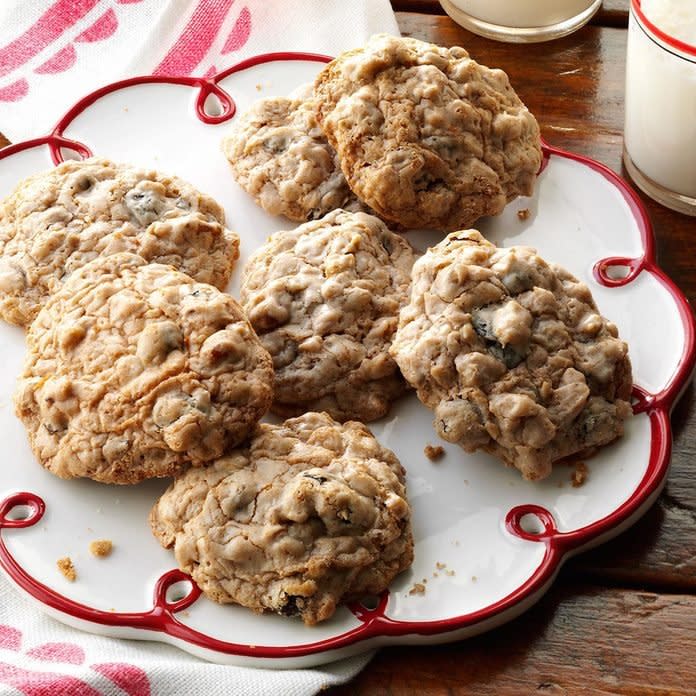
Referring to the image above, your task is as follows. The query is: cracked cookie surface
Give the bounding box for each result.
[0,157,240,326]
[390,230,632,480]
[240,209,416,422]
[15,252,273,484]
[150,412,414,625]
[222,95,363,222]
[314,34,542,231]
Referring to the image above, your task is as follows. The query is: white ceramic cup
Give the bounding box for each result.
[438,0,602,43]
[623,0,696,215]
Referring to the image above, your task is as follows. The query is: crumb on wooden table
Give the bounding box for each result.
[571,462,588,487]
[517,208,531,221]
[89,539,113,558]
[409,582,426,596]
[424,444,445,461]
[57,557,76,582]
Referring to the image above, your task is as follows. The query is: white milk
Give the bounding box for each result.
[444,0,597,28]
[624,1,696,200]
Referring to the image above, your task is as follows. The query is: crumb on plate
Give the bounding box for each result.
[424,444,445,461]
[517,208,531,220]
[571,462,588,487]
[89,539,113,558]
[57,557,76,582]
[409,582,426,596]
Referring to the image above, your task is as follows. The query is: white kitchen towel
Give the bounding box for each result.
[0,0,400,142]
[0,572,372,695]
[0,0,400,693]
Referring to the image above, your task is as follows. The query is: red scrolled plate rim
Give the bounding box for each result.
[0,52,694,661]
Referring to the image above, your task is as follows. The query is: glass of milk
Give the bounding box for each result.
[623,0,696,215]
[438,0,602,42]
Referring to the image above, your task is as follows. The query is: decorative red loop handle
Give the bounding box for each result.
[593,255,645,287]
[153,568,201,614]
[632,385,657,415]
[195,80,236,124]
[505,504,558,542]
[0,492,45,529]
[348,591,390,624]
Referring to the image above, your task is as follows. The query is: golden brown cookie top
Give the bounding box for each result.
[0,157,239,326]
[241,209,416,422]
[391,230,632,480]
[314,34,542,231]
[15,252,273,484]
[150,412,414,625]
[222,94,362,222]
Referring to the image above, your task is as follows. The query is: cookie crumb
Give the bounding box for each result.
[517,208,531,221]
[571,462,588,487]
[471,575,478,583]
[436,562,446,570]
[255,83,262,91]
[424,444,445,461]
[445,569,455,577]
[409,582,426,596]
[89,539,113,558]
[57,557,76,582]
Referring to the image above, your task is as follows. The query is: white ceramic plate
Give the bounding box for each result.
[0,55,693,669]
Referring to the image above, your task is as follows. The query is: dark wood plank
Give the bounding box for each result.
[574,384,696,590]
[392,0,629,26]
[329,583,696,695]
[394,10,696,591]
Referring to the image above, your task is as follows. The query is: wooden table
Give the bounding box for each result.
[328,2,696,693]
[1,2,694,692]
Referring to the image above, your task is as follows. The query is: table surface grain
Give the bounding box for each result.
[2,1,695,692]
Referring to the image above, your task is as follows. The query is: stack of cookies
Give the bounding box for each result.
[0,33,633,625]
[224,32,632,482]
[223,34,543,231]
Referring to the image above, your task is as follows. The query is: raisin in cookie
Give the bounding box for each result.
[0,158,239,327]
[150,412,413,625]
[313,34,542,231]
[15,252,273,484]
[222,95,365,222]
[390,230,632,481]
[240,209,416,422]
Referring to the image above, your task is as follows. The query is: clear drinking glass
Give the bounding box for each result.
[623,0,696,215]
[438,0,602,43]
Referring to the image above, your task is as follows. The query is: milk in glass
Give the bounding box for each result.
[623,0,696,210]
[439,0,601,41]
